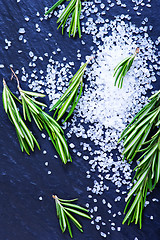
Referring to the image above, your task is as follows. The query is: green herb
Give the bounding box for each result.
[113,47,139,88]
[118,90,160,162]
[123,129,160,228]
[53,195,91,238]
[119,90,160,227]
[50,59,90,123]
[11,69,72,164]
[45,0,82,38]
[2,79,40,154]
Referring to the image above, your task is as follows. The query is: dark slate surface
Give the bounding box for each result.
[0,0,160,240]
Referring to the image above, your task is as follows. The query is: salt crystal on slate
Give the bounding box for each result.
[18,28,25,34]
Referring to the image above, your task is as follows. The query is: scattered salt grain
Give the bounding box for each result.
[25,16,29,21]
[69,143,75,148]
[100,232,107,238]
[18,28,25,34]
[41,133,46,138]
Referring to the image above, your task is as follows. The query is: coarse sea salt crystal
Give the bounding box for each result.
[25,16,29,21]
[18,28,25,34]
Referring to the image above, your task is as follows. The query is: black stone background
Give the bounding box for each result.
[0,0,160,240]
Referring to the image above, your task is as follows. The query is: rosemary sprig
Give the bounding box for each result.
[11,69,72,164]
[53,195,91,238]
[2,79,40,154]
[45,0,82,38]
[123,129,160,228]
[118,90,160,162]
[113,47,139,88]
[119,90,160,227]
[50,59,90,123]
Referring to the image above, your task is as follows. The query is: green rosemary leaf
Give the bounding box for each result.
[136,144,158,168]
[123,191,141,225]
[45,0,65,15]
[31,112,43,130]
[64,207,91,219]
[64,209,82,228]
[20,90,46,98]
[2,82,8,113]
[27,96,47,108]
[60,207,67,232]
[58,198,78,202]
[77,0,81,37]
[65,214,73,238]
[61,202,89,212]
[149,90,160,100]
[126,170,148,201]
[8,104,24,137]
[16,130,24,152]
[56,137,68,164]
[151,152,157,179]
[114,63,126,86]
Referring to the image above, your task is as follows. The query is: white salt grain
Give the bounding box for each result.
[18,28,25,34]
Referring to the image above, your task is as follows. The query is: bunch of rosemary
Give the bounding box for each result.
[45,0,82,38]
[114,47,139,88]
[50,59,90,123]
[119,90,160,227]
[53,195,91,237]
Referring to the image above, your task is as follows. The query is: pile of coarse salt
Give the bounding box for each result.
[39,16,159,236]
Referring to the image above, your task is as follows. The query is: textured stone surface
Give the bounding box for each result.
[0,0,160,240]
